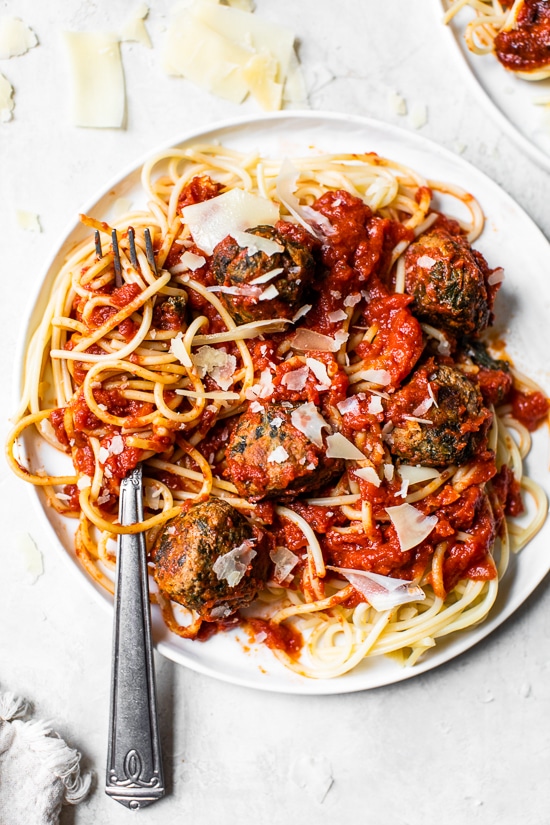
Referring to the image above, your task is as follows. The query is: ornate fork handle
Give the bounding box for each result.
[106,465,165,809]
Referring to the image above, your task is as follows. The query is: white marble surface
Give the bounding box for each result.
[1,1,550,823]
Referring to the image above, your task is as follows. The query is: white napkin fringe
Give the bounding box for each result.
[0,691,92,806]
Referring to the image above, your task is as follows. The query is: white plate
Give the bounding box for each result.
[436,0,550,170]
[16,111,550,694]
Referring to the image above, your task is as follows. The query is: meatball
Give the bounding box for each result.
[404,226,493,336]
[385,363,491,467]
[152,498,269,620]
[226,402,344,501]
[211,225,316,324]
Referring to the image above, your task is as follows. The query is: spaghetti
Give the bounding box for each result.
[7,143,548,679]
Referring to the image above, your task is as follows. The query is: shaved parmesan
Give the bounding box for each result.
[16,210,41,232]
[328,309,347,323]
[384,463,395,481]
[337,396,360,415]
[242,50,283,111]
[291,304,312,322]
[488,268,505,285]
[398,465,440,485]
[388,90,407,116]
[15,532,43,585]
[354,466,380,486]
[367,395,383,415]
[212,539,257,587]
[249,267,283,284]
[162,11,251,103]
[0,73,14,122]
[0,18,37,59]
[180,251,206,271]
[417,255,436,269]
[98,447,109,464]
[121,3,152,48]
[385,503,438,551]
[194,1,294,81]
[63,31,125,128]
[291,402,330,448]
[231,229,284,256]
[326,432,365,460]
[110,434,124,455]
[270,546,299,583]
[268,445,289,464]
[192,346,237,390]
[410,102,428,129]
[403,414,432,424]
[77,475,92,490]
[276,159,333,239]
[344,293,362,307]
[163,1,297,110]
[170,331,193,368]
[361,369,392,386]
[289,329,342,353]
[306,358,331,390]
[182,188,279,255]
[282,366,309,391]
[327,567,425,612]
[245,367,274,400]
[259,284,279,301]
[412,397,433,417]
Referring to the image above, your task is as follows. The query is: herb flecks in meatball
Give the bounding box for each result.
[226,402,343,501]
[404,225,495,337]
[211,225,316,324]
[385,362,492,467]
[152,498,269,620]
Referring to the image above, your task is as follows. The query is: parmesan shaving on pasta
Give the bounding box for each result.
[182,188,279,255]
[325,433,365,460]
[327,567,425,612]
[291,402,330,448]
[385,503,438,551]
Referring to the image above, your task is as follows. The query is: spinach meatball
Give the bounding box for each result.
[404,225,494,337]
[385,362,492,468]
[211,225,316,324]
[152,498,269,620]
[226,402,344,501]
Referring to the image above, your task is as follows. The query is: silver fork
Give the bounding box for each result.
[96,228,165,809]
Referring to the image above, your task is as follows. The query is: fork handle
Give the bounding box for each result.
[106,466,165,809]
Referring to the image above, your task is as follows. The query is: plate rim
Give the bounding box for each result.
[13,108,550,695]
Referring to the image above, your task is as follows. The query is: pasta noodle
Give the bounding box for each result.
[6,142,548,679]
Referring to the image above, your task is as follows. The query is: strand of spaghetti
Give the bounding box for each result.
[78,487,181,534]
[75,519,115,595]
[272,585,355,623]
[276,505,326,578]
[372,580,488,653]
[145,457,238,494]
[507,476,548,552]
[67,272,170,354]
[434,579,498,636]
[5,410,78,485]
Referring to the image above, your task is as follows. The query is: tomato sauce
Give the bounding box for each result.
[511,389,549,431]
[247,617,303,658]
[495,1,550,72]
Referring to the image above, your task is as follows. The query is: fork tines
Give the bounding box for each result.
[95,227,157,289]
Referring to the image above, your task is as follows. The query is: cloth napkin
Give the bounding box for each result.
[0,691,92,825]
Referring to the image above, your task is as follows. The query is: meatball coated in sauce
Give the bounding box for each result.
[385,363,492,468]
[226,402,344,501]
[211,225,316,324]
[152,498,269,620]
[404,225,493,337]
